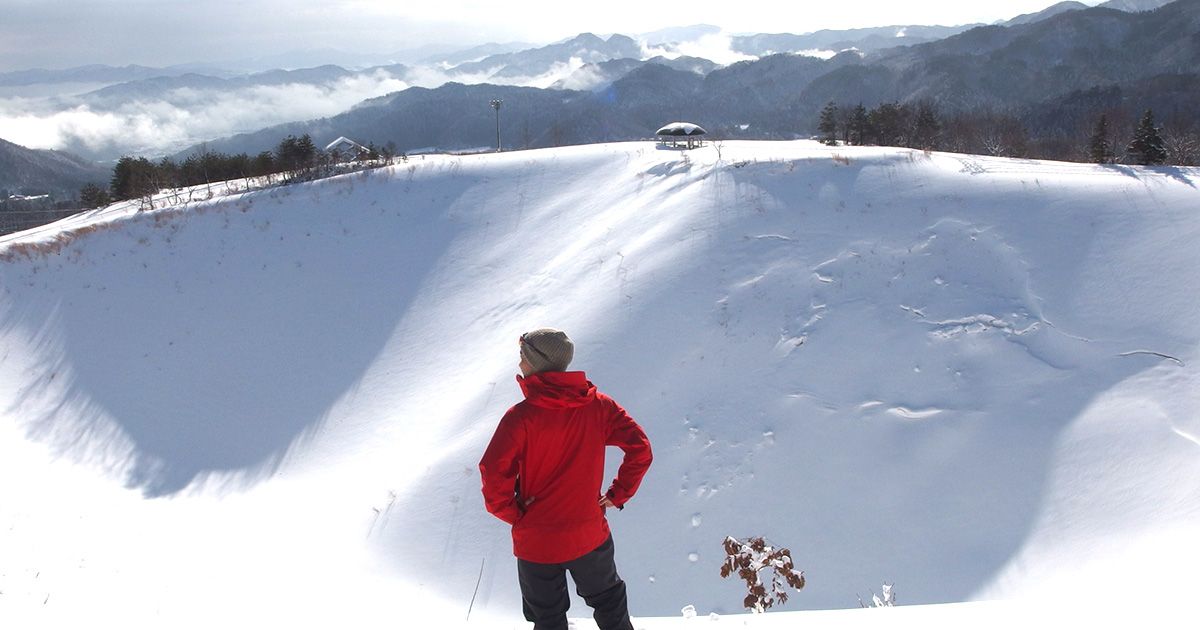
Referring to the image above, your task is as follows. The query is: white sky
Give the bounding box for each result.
[0,0,1105,72]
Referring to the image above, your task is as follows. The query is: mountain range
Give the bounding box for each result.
[75,65,397,110]
[0,64,224,88]
[2,0,1175,91]
[0,138,107,199]
[184,0,1200,161]
[2,0,1196,201]
[798,0,1200,111]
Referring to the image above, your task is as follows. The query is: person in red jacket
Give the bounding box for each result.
[480,328,652,630]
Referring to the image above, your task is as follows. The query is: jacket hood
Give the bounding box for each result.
[517,371,597,409]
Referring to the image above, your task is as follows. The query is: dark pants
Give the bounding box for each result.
[517,535,634,630]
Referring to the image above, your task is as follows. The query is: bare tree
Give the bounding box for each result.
[1164,128,1200,166]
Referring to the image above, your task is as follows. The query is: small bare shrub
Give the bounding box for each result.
[719,536,805,612]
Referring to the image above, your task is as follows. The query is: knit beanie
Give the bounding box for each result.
[520,328,574,373]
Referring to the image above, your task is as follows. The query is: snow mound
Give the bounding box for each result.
[1,142,1198,627]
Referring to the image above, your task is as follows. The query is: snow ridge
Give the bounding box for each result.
[1,142,1198,628]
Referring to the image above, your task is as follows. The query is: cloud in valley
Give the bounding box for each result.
[642,32,758,66]
[0,58,607,158]
[0,71,409,159]
[0,1,1111,159]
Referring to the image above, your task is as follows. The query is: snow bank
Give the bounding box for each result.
[1,142,1197,628]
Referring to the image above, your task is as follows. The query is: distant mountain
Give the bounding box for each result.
[78,65,368,108]
[598,64,708,130]
[419,42,537,67]
[797,0,1200,112]
[48,0,1180,168]
[0,138,106,198]
[638,24,724,46]
[551,56,718,91]
[192,0,1200,160]
[213,48,404,73]
[80,73,230,106]
[0,64,207,87]
[731,25,979,56]
[1004,1,1089,26]
[204,43,538,73]
[448,33,644,81]
[182,82,618,158]
[182,51,854,159]
[1100,0,1177,11]
[1024,71,1200,134]
[698,52,863,128]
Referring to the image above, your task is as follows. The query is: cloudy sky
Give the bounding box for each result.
[1,0,1104,72]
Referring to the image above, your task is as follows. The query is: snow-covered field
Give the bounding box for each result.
[1,141,1197,629]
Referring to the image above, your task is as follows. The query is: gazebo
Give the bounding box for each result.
[656,122,708,149]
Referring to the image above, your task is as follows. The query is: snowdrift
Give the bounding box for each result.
[2,141,1198,628]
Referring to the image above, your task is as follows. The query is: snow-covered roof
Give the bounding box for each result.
[655,121,707,136]
[323,136,368,153]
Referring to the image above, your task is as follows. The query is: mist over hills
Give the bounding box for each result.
[181,0,1199,163]
[0,138,106,198]
[798,0,1200,111]
[3,0,1199,201]
[76,65,392,110]
[449,33,644,81]
[550,56,719,91]
[730,25,975,57]
[1100,0,1176,10]
[0,64,225,88]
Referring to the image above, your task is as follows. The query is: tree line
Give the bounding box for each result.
[815,100,1188,166]
[81,134,392,209]
[75,100,1190,212]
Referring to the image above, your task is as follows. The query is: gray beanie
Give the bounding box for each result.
[520,328,574,373]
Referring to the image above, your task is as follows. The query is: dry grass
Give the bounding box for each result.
[1,232,80,262]
[0,221,119,261]
[2,203,188,263]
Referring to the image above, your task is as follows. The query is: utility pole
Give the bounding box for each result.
[490,99,503,152]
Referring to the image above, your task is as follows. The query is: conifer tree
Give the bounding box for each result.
[1089,114,1115,164]
[1126,109,1168,165]
[849,103,870,146]
[109,156,157,201]
[79,183,110,209]
[276,134,318,172]
[818,102,839,146]
[296,134,318,166]
[911,100,941,150]
[869,102,905,147]
[251,151,276,178]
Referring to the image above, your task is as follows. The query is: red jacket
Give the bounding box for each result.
[479,371,652,564]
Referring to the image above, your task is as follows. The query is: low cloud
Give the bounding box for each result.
[403,58,586,90]
[753,48,841,60]
[556,63,612,92]
[0,62,620,160]
[2,35,769,160]
[0,70,409,159]
[798,49,841,60]
[642,32,758,66]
